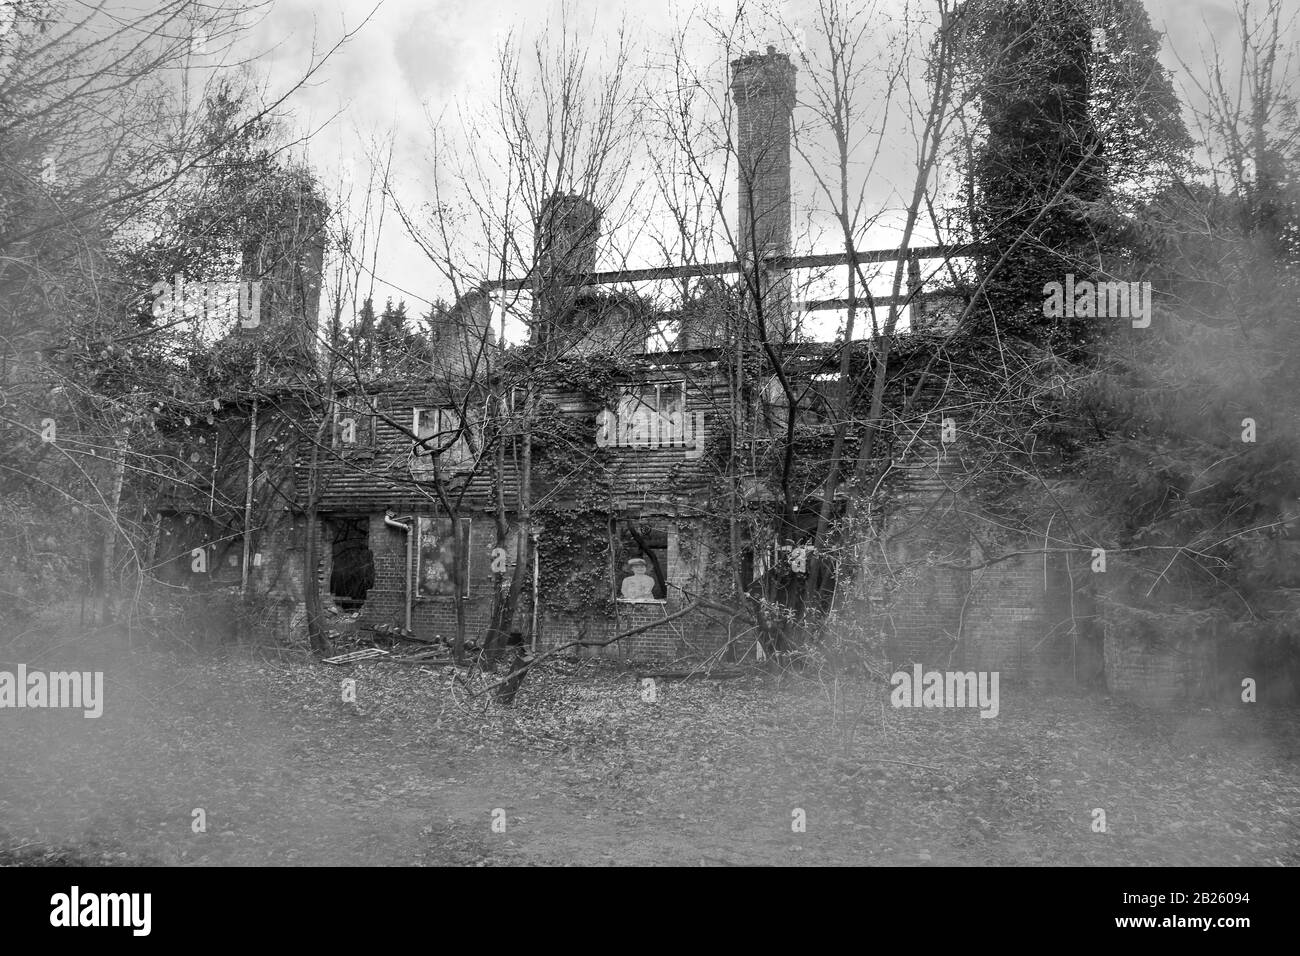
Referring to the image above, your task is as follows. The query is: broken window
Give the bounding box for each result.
[416,516,472,598]
[412,407,477,474]
[507,385,525,413]
[327,516,374,608]
[760,375,836,436]
[597,381,703,454]
[613,518,669,602]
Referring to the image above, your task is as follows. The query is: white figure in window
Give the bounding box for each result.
[789,543,812,575]
[620,557,657,601]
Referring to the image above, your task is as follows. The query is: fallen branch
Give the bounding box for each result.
[470,599,751,700]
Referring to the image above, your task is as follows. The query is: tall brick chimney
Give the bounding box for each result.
[430,290,494,383]
[533,192,601,349]
[731,45,795,341]
[241,175,328,369]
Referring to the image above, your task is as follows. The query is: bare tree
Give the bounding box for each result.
[0,1,366,632]
[391,10,645,666]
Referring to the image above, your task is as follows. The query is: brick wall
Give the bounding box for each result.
[247,509,315,645]
[539,603,729,661]
[358,512,417,632]
[863,420,1076,682]
[1097,598,1218,707]
[962,551,1075,681]
[870,513,970,665]
[868,509,1076,681]
[1103,626,1211,707]
[333,509,731,660]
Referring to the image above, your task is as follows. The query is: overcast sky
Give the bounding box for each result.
[240,0,1272,337]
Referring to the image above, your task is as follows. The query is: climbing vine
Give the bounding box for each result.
[522,347,643,617]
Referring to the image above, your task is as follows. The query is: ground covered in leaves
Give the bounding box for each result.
[1,631,1296,866]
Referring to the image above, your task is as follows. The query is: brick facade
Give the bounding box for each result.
[860,415,1079,683]
[316,511,733,661]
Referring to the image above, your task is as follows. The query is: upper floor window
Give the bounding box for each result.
[760,375,836,436]
[412,407,476,472]
[596,382,704,455]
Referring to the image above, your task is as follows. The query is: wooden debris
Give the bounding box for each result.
[385,646,456,665]
[321,648,391,665]
[371,624,436,644]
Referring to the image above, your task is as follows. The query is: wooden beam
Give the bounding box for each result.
[483,244,983,292]
[798,295,912,313]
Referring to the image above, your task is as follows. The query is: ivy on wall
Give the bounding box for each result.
[521,347,641,618]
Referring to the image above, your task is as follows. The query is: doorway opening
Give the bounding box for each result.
[329,517,374,609]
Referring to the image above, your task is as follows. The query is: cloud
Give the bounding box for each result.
[392,2,471,100]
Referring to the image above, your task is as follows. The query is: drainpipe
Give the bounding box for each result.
[384,511,413,632]
[241,355,260,597]
[530,528,540,652]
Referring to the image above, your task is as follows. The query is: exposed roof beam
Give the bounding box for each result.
[799,295,911,313]
[483,244,983,293]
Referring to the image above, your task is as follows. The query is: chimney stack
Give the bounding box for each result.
[731,45,796,341]
[241,174,328,368]
[533,192,601,348]
[431,290,494,383]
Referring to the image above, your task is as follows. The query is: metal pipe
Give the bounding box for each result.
[241,352,261,597]
[384,512,413,632]
[530,528,539,653]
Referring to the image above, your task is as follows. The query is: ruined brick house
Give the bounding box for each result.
[149,45,1086,682]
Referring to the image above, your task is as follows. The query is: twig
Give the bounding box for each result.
[842,756,949,777]
[468,599,748,699]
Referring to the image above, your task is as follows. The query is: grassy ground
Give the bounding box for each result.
[0,633,1296,866]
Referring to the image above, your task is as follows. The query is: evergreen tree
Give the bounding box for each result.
[345,295,377,370]
[949,0,1191,354]
[374,298,414,373]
